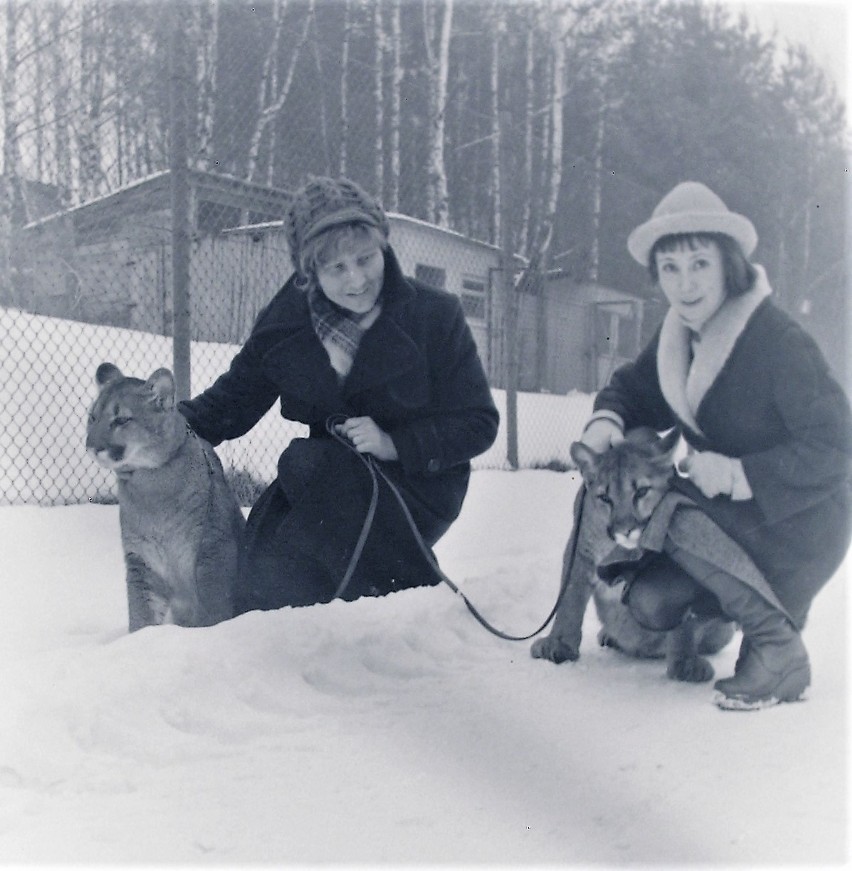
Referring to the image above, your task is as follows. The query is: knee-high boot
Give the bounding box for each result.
[666,544,810,711]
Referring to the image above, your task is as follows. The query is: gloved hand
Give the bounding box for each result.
[677,451,752,500]
[580,417,625,454]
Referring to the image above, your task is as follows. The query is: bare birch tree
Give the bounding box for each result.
[423,0,453,226]
[51,2,72,205]
[387,0,402,210]
[488,6,503,245]
[586,14,627,282]
[192,0,218,171]
[1,0,21,295]
[339,0,354,176]
[517,15,537,256]
[246,0,285,182]
[27,5,46,180]
[528,11,565,263]
[373,0,385,198]
[309,8,332,176]
[246,0,313,183]
[77,0,107,201]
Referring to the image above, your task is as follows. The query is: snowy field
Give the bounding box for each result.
[1,467,848,866]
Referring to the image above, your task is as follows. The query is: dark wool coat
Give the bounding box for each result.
[179,247,499,611]
[595,278,852,626]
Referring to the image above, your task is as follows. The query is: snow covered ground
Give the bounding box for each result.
[1,468,848,866]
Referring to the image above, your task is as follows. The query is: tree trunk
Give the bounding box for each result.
[531,18,565,261]
[339,0,353,176]
[246,0,284,182]
[373,0,385,198]
[246,0,313,183]
[1,0,20,298]
[52,3,72,206]
[194,0,219,171]
[488,7,502,245]
[29,5,45,180]
[78,0,106,201]
[387,0,402,211]
[518,18,535,256]
[309,7,332,175]
[423,0,453,226]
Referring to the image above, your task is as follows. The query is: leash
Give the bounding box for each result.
[325,415,584,642]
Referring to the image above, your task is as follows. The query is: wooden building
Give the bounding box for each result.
[19,169,647,393]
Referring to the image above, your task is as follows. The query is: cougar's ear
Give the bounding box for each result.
[145,368,176,410]
[570,441,600,484]
[95,362,123,389]
[656,427,680,458]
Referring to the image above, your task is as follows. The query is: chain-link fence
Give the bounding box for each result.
[3,226,654,505]
[1,1,674,507]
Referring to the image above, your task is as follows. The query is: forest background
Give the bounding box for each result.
[0,0,847,382]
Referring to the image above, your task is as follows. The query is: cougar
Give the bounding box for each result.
[87,363,245,631]
[531,427,734,682]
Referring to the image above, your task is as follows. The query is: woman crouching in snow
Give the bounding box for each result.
[179,176,498,613]
[581,181,851,710]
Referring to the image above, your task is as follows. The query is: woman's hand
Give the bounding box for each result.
[580,417,625,454]
[336,416,399,461]
[677,451,753,500]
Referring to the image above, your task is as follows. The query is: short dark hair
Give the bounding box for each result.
[649,232,757,297]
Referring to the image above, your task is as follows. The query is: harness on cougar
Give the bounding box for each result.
[325,415,584,642]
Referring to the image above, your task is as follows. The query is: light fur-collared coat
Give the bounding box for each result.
[593,269,852,626]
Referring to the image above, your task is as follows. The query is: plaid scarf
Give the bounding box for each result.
[308,284,381,380]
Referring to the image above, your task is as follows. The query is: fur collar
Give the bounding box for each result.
[657,265,772,436]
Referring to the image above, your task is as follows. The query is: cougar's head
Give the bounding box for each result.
[570,427,679,550]
[86,363,183,476]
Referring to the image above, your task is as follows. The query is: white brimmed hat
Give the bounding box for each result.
[627,181,758,265]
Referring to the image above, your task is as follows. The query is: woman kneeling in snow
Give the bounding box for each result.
[179,176,498,613]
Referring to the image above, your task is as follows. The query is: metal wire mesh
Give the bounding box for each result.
[3,228,644,505]
[0,0,665,505]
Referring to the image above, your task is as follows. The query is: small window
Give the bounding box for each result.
[460,275,486,320]
[415,264,446,289]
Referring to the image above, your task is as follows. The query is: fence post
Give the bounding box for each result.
[169,2,191,401]
[499,110,519,469]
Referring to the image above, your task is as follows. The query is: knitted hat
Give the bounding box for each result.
[284,176,390,271]
[627,181,757,266]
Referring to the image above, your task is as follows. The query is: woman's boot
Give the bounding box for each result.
[712,627,809,711]
[666,544,810,711]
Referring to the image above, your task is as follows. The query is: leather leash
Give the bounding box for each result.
[325,415,583,642]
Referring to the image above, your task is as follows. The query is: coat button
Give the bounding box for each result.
[427,458,440,473]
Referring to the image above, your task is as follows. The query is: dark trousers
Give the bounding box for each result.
[623,552,725,631]
[235,438,444,614]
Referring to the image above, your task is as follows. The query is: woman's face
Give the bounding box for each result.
[316,236,385,314]
[655,238,726,331]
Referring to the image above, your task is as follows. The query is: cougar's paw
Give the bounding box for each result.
[597,628,624,651]
[667,654,715,683]
[531,636,580,664]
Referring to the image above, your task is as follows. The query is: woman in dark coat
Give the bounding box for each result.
[179,176,498,612]
[580,181,851,710]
